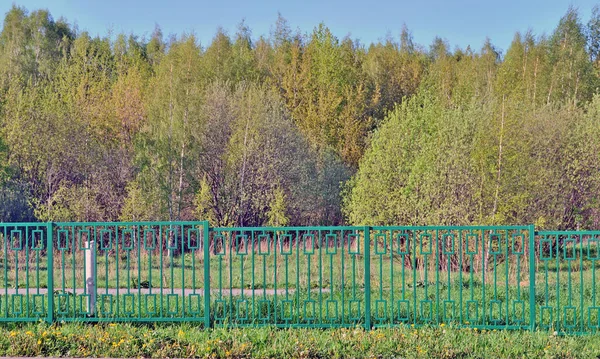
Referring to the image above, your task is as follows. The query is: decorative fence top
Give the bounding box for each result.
[0,222,597,333]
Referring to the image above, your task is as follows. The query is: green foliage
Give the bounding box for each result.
[1,5,600,228]
[266,186,289,227]
[343,93,484,225]
[547,7,596,106]
[137,34,204,221]
[193,175,217,225]
[190,82,347,226]
[119,179,163,222]
[588,5,600,67]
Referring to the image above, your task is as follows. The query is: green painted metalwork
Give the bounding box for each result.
[0,221,598,331]
[50,221,209,323]
[207,226,367,328]
[529,224,536,331]
[46,222,54,324]
[203,223,211,328]
[534,230,600,334]
[364,226,371,330]
[367,226,532,329]
[0,223,50,322]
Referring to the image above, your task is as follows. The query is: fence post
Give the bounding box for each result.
[364,226,371,330]
[528,224,536,331]
[203,221,211,328]
[85,239,96,316]
[46,222,54,324]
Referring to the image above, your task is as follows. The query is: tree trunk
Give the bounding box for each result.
[487,96,506,268]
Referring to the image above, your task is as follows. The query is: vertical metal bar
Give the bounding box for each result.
[505,230,509,328]
[203,221,211,328]
[3,225,7,319]
[25,225,30,319]
[310,230,317,325]
[377,230,383,324]
[94,226,99,318]
[71,226,76,319]
[178,224,183,318]
[482,229,486,326]
[515,231,522,328]
[46,222,54,324]
[273,230,278,325]
[340,229,345,325]
[435,229,439,325]
[136,225,141,319]
[295,230,300,326]
[159,225,164,318]
[389,229,394,326]
[528,224,536,331]
[579,234,584,333]
[413,230,417,326]
[458,230,463,324]
[36,226,41,318]
[364,226,371,330]
[556,233,560,333]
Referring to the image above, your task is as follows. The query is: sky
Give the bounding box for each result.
[1,0,598,55]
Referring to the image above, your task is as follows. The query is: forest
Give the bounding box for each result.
[1,5,600,230]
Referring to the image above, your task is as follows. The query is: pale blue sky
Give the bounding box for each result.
[1,1,598,55]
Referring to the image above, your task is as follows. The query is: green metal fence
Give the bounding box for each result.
[0,221,598,332]
[0,223,49,323]
[534,231,600,334]
[51,222,210,324]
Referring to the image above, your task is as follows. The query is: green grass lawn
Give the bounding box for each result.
[0,322,598,358]
[1,234,595,290]
[0,240,598,331]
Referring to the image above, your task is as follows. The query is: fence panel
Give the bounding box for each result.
[0,223,50,322]
[535,231,600,334]
[208,226,366,328]
[52,221,209,323]
[4,221,600,332]
[370,226,533,329]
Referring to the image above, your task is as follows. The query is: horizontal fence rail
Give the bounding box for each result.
[0,222,598,332]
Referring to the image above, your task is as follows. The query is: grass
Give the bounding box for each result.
[0,237,599,331]
[0,322,598,358]
[1,235,597,289]
[0,279,595,332]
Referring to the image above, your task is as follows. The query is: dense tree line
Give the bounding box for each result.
[1,5,600,229]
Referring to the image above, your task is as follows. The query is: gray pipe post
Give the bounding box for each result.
[85,239,96,316]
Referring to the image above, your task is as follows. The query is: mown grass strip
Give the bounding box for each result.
[0,322,598,358]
